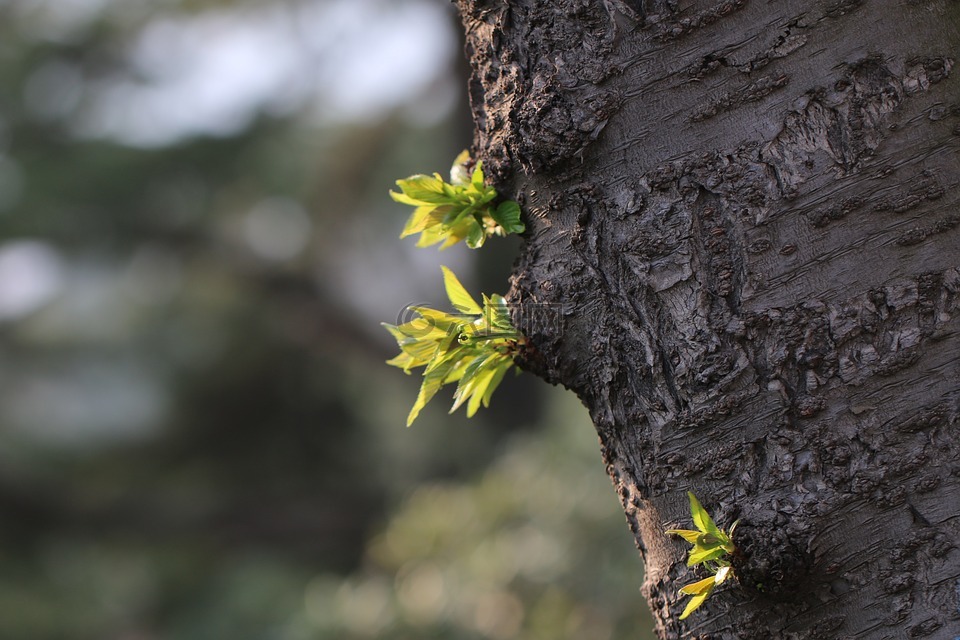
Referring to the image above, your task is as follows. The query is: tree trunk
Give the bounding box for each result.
[455,1,960,637]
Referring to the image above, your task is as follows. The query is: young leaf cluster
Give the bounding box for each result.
[665,492,738,620]
[383,266,523,426]
[390,151,524,250]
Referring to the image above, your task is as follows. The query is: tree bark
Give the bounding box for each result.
[455,1,960,638]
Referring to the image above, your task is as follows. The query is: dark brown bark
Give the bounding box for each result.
[455,1,960,638]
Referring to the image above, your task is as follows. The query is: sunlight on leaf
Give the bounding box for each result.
[390,152,524,250]
[441,266,482,315]
[383,267,525,426]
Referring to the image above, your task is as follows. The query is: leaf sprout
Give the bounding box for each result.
[383,266,524,426]
[665,491,739,620]
[390,151,524,250]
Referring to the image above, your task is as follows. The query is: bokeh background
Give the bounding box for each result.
[0,0,656,638]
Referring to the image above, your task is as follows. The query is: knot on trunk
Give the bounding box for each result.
[731,515,812,600]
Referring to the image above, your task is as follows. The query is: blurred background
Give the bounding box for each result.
[0,0,655,638]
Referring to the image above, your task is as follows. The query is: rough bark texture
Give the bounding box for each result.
[456,1,960,638]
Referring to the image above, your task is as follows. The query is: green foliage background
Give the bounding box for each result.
[0,0,655,637]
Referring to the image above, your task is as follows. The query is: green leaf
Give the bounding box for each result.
[407,359,454,427]
[382,323,437,368]
[491,200,525,234]
[443,356,471,385]
[449,351,496,413]
[664,491,739,622]
[471,161,485,190]
[400,205,449,238]
[687,544,727,567]
[688,492,721,536]
[394,174,453,205]
[395,316,449,340]
[679,591,710,620]
[424,329,465,375]
[481,360,510,407]
[679,576,716,596]
[678,578,715,620]
[436,217,472,249]
[381,322,405,341]
[483,294,515,334]
[465,366,498,417]
[385,352,415,372]
[383,267,525,425]
[464,217,485,249]
[665,529,702,544]
[441,266,482,315]
[411,231,439,248]
[391,155,523,250]
[396,338,440,364]
[409,304,461,326]
[388,190,425,207]
[439,176,461,201]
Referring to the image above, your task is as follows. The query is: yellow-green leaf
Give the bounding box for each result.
[679,583,714,620]
[385,352,415,372]
[687,545,727,567]
[400,205,448,238]
[481,361,510,407]
[406,358,458,426]
[679,576,717,596]
[441,266,482,315]
[449,352,494,413]
[394,174,451,205]
[395,319,447,342]
[688,492,720,536]
[389,190,424,207]
[465,366,497,417]
[392,157,522,250]
[383,266,524,425]
[415,224,448,248]
[471,161,485,190]
[406,377,437,427]
[666,529,702,544]
[405,307,460,333]
[464,217,485,249]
